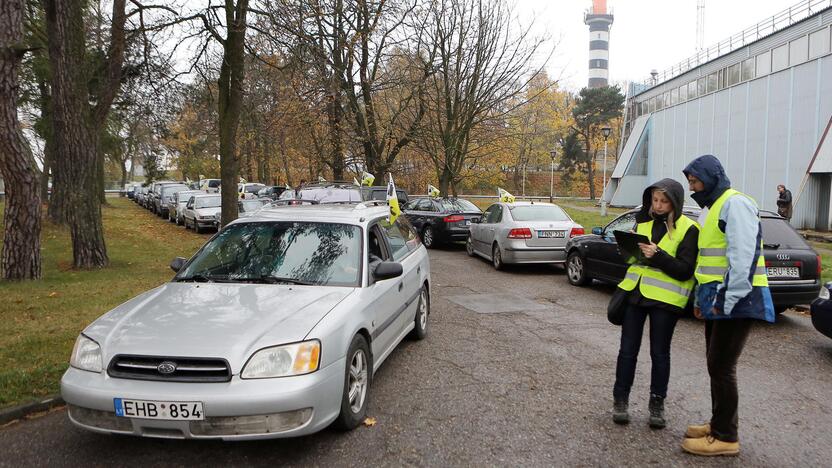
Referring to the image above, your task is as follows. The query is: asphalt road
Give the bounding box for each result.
[2,246,831,467]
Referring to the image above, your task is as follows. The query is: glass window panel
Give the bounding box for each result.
[697,77,706,96]
[718,69,725,89]
[727,63,740,86]
[679,84,688,102]
[756,51,771,76]
[688,81,697,99]
[670,87,679,105]
[809,28,830,59]
[707,72,718,93]
[741,58,755,81]
[772,44,789,72]
[789,36,809,66]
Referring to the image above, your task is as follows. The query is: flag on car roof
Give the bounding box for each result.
[361,171,375,186]
[428,184,440,198]
[387,174,400,224]
[353,177,361,187]
[497,187,515,203]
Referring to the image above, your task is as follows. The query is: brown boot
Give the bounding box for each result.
[681,435,739,456]
[684,422,710,438]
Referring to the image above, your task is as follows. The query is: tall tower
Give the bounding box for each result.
[584,0,614,88]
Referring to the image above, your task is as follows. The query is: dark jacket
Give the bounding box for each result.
[628,178,699,313]
[777,189,792,219]
[682,155,775,322]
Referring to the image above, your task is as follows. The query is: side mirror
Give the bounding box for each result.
[373,261,403,281]
[592,227,603,235]
[170,257,187,273]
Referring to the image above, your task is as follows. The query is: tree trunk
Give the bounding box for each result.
[0,0,42,280]
[45,0,112,268]
[218,1,248,227]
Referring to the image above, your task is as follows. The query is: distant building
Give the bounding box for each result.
[584,0,614,88]
[609,3,832,230]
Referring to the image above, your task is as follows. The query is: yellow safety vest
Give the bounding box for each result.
[618,215,698,308]
[695,188,769,287]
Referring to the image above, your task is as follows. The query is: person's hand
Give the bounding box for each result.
[638,242,659,259]
[712,307,722,315]
[693,307,704,320]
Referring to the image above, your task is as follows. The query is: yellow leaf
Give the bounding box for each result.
[363,417,377,427]
[48,292,59,298]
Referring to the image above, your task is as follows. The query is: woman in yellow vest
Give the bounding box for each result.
[613,178,699,429]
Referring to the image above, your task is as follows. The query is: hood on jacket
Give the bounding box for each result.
[682,154,731,208]
[636,178,686,224]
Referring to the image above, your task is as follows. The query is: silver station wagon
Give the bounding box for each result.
[61,203,431,440]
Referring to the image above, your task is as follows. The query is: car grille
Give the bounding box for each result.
[107,355,231,382]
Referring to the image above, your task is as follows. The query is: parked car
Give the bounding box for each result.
[361,186,409,205]
[60,203,430,440]
[182,194,222,233]
[564,207,820,313]
[467,201,584,270]
[403,197,482,248]
[810,282,832,339]
[147,181,180,213]
[199,179,221,193]
[238,183,266,200]
[293,182,363,203]
[169,190,207,224]
[212,199,268,229]
[257,186,288,200]
[157,184,190,218]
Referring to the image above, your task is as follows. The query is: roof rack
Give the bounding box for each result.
[354,200,389,210]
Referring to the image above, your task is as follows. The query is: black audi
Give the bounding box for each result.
[564,207,821,314]
[403,197,482,248]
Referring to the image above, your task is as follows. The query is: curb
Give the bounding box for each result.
[0,396,64,426]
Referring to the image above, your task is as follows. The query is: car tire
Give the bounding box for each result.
[408,286,429,340]
[466,235,475,257]
[422,226,436,249]
[184,218,191,230]
[334,334,372,431]
[194,222,202,234]
[492,243,503,270]
[566,251,589,286]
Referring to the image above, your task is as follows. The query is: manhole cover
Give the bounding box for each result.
[445,293,549,314]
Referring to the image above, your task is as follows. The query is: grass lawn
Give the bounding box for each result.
[0,198,208,409]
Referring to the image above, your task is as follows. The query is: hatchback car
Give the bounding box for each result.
[467,202,584,269]
[157,184,190,218]
[61,203,430,440]
[403,197,482,248]
[565,207,820,313]
[182,194,222,233]
[810,282,832,340]
[169,190,207,224]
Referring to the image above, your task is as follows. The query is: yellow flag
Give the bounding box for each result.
[387,174,400,224]
[497,187,515,203]
[428,184,440,198]
[361,172,376,186]
[318,176,327,183]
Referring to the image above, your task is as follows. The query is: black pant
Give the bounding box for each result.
[613,304,680,400]
[705,319,753,443]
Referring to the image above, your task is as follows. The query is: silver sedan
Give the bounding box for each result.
[467,201,584,269]
[61,204,431,440]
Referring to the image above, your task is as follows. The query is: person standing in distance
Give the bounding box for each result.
[776,184,792,222]
[681,155,774,457]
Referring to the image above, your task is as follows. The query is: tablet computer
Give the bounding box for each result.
[613,230,651,264]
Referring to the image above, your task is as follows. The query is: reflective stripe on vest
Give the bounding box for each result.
[695,189,769,287]
[618,215,698,308]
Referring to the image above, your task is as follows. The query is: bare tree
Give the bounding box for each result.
[0,0,42,280]
[417,0,548,195]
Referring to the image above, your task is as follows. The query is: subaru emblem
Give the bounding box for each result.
[157,361,177,375]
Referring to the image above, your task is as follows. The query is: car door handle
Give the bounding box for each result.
[398,283,403,292]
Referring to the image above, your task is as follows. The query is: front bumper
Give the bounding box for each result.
[195,218,217,229]
[61,358,344,440]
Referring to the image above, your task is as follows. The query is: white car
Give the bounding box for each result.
[199,179,221,193]
[182,194,222,233]
[238,183,266,200]
[170,190,207,224]
[61,203,431,440]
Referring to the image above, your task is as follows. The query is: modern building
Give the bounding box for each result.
[584,0,614,88]
[608,1,832,230]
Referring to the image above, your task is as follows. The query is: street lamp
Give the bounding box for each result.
[550,138,563,204]
[600,126,612,217]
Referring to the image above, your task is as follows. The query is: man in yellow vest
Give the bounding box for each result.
[681,155,775,457]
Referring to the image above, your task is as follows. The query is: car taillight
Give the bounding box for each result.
[444,215,464,223]
[569,226,585,238]
[508,228,532,239]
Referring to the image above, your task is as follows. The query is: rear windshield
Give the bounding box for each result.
[245,185,264,193]
[208,180,221,188]
[509,205,570,222]
[761,217,810,249]
[298,187,362,203]
[195,196,221,209]
[368,189,407,203]
[439,199,479,212]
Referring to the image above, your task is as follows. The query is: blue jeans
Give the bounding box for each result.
[613,304,680,400]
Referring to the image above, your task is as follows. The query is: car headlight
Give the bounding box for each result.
[241,340,320,379]
[70,334,103,373]
[820,285,831,300]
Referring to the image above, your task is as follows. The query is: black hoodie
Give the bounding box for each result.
[628,178,700,313]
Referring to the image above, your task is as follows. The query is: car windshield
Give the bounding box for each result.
[208,180,220,188]
[162,185,188,196]
[509,205,570,221]
[298,187,361,203]
[177,222,362,286]
[195,196,221,209]
[239,200,264,212]
[439,199,479,212]
[761,217,810,249]
[245,185,264,193]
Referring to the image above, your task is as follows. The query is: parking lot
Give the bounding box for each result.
[2,241,831,466]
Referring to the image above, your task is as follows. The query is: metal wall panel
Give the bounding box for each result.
[763,70,791,209]
[698,94,715,155]
[788,61,820,205]
[711,89,732,168]
[726,83,750,188]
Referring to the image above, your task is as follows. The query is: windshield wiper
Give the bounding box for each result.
[246,275,315,285]
[175,274,231,283]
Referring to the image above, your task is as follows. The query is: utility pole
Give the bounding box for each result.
[697,0,705,52]
[600,127,611,216]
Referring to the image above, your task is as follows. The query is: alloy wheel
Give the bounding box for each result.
[348,349,369,413]
[568,255,583,283]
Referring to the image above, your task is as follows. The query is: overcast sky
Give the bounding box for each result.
[517,0,811,91]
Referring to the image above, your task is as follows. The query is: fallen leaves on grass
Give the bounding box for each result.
[363,417,377,427]
[47,292,59,298]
